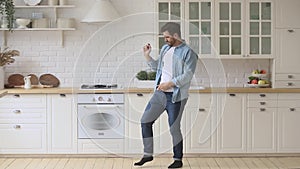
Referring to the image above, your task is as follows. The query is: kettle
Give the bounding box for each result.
[24,76,31,89]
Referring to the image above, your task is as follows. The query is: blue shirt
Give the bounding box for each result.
[147,42,198,103]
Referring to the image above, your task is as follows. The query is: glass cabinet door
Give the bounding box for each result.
[217,1,243,57]
[248,2,272,57]
[188,1,213,57]
[158,1,183,49]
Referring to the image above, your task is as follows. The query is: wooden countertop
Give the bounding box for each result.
[1,87,300,94]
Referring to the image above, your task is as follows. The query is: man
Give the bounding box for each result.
[134,22,198,168]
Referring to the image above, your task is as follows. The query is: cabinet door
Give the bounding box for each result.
[247,1,273,57]
[0,124,46,153]
[278,107,300,152]
[125,93,151,154]
[275,29,300,73]
[248,107,276,152]
[275,0,300,28]
[216,0,244,57]
[187,1,214,57]
[217,93,247,153]
[48,94,76,153]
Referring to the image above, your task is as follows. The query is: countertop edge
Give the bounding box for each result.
[1,87,300,94]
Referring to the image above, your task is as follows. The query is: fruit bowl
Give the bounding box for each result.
[16,19,31,29]
[246,84,270,88]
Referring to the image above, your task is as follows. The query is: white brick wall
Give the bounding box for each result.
[2,0,271,88]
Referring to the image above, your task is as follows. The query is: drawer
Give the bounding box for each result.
[274,80,300,88]
[248,107,277,113]
[248,100,277,108]
[278,93,300,99]
[187,94,217,108]
[0,94,46,108]
[275,73,300,80]
[0,124,46,153]
[248,93,278,100]
[278,100,300,108]
[278,107,300,113]
[0,108,46,123]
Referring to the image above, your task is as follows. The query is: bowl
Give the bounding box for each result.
[16,19,31,29]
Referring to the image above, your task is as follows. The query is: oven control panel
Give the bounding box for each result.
[77,94,124,104]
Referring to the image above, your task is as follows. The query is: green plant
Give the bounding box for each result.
[0,0,16,30]
[136,70,156,80]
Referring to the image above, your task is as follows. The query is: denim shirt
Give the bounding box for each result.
[147,42,198,103]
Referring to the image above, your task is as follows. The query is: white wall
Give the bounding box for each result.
[2,0,270,88]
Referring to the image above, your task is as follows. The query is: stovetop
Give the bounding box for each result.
[80,84,118,89]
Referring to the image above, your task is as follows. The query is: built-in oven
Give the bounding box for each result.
[77,92,124,139]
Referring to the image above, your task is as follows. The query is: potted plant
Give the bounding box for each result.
[135,70,156,88]
[0,47,20,89]
[0,0,16,30]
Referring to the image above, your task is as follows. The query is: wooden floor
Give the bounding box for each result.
[0,157,300,169]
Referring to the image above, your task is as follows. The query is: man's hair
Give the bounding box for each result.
[161,22,181,38]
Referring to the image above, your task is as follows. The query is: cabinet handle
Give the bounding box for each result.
[288,29,295,33]
[13,94,20,98]
[259,94,266,97]
[14,125,21,129]
[199,108,206,112]
[287,75,293,79]
[13,110,21,114]
[260,102,266,105]
[290,108,296,111]
[287,82,293,86]
[60,94,66,97]
[229,93,236,97]
[260,108,266,111]
[137,93,144,97]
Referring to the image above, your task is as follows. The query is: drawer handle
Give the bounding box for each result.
[13,110,21,114]
[290,108,296,111]
[199,108,206,112]
[260,108,266,111]
[229,93,236,97]
[259,94,266,97]
[14,125,21,129]
[287,82,293,86]
[60,94,66,97]
[260,102,266,105]
[137,93,144,97]
[13,94,20,98]
[288,29,295,33]
[287,75,293,79]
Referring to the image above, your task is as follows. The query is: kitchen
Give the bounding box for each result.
[0,0,300,168]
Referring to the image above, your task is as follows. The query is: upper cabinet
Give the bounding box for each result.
[156,0,274,59]
[275,0,300,28]
[216,0,273,58]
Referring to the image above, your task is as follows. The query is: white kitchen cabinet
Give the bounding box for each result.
[274,29,300,88]
[216,0,273,58]
[217,93,247,153]
[47,94,77,153]
[77,139,124,154]
[275,0,300,28]
[185,93,217,153]
[0,94,47,153]
[124,93,152,154]
[247,93,277,153]
[277,94,300,152]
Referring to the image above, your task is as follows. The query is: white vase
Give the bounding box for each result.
[0,67,4,89]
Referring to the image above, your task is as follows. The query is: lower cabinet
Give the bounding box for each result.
[77,139,124,154]
[124,93,152,154]
[47,94,77,153]
[185,93,217,153]
[247,93,278,153]
[0,94,47,153]
[217,93,247,153]
[278,94,300,152]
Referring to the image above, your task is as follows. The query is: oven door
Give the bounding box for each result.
[77,104,124,139]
